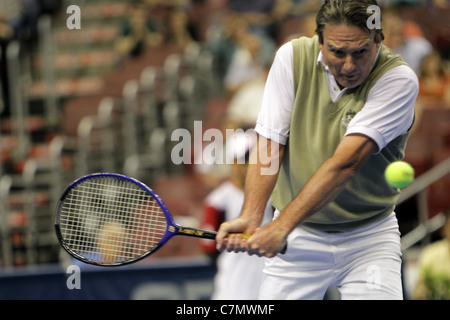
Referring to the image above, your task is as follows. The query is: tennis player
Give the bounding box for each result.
[216,0,418,300]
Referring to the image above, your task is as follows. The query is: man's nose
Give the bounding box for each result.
[342,55,357,74]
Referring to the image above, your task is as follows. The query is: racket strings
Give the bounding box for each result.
[59,176,167,264]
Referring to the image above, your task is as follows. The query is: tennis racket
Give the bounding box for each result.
[55,172,254,266]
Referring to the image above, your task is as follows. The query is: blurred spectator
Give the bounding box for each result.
[226,74,267,130]
[223,27,276,95]
[0,0,23,118]
[39,0,63,14]
[413,210,450,300]
[198,15,276,184]
[0,1,24,38]
[145,0,191,6]
[226,0,291,40]
[192,77,270,190]
[0,0,50,42]
[429,0,449,9]
[286,0,322,17]
[162,7,200,48]
[0,16,14,116]
[383,10,432,74]
[21,0,42,41]
[0,0,60,117]
[200,131,274,299]
[207,14,250,82]
[417,50,450,106]
[280,10,317,43]
[115,0,162,59]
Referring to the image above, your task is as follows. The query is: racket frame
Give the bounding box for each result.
[55,173,219,266]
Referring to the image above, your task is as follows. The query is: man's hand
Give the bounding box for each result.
[246,222,288,258]
[216,217,257,253]
[216,218,288,258]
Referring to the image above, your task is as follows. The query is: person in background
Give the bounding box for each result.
[417,50,450,106]
[223,29,275,95]
[382,9,432,74]
[162,6,199,48]
[115,0,162,59]
[201,131,273,300]
[225,0,291,41]
[413,210,450,300]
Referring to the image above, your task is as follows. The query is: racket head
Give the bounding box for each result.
[55,173,178,266]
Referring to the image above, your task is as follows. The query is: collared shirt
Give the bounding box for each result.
[255,41,418,152]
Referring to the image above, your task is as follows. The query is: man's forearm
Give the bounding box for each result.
[240,136,284,224]
[274,134,378,233]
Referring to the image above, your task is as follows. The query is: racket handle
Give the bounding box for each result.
[177,227,286,254]
[178,226,218,239]
[177,227,250,240]
[227,232,251,239]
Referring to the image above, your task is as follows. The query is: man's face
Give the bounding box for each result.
[320,24,381,89]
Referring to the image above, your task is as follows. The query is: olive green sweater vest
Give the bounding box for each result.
[271,35,411,232]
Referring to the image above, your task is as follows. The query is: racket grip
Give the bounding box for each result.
[227,232,251,239]
[180,228,287,255]
[228,233,287,254]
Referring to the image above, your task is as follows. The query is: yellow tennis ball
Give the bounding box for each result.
[385,161,415,188]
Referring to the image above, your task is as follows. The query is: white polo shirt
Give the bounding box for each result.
[255,41,418,152]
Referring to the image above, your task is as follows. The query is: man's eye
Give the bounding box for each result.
[332,50,345,57]
[354,49,367,57]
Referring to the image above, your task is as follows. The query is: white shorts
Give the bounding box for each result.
[259,212,403,300]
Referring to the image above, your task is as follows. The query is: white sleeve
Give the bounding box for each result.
[345,65,418,152]
[255,42,294,145]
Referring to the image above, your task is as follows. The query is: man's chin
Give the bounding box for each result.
[338,78,362,89]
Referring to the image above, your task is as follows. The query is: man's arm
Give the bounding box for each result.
[277,133,376,222]
[223,133,378,257]
[216,135,284,251]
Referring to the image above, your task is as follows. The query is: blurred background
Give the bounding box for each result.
[0,0,448,300]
